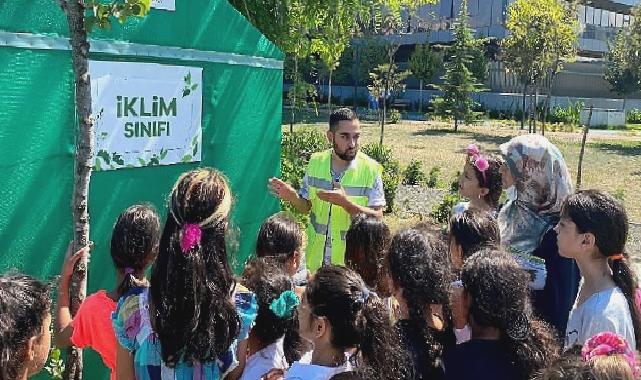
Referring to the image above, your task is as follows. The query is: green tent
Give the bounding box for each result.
[0,0,283,377]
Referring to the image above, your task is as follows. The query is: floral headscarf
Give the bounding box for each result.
[498,135,573,255]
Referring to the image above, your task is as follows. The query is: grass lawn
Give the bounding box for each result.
[285,120,641,223]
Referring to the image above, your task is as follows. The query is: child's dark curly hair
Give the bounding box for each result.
[242,258,301,364]
[256,212,303,261]
[387,228,452,375]
[0,273,52,380]
[150,168,239,367]
[111,204,161,297]
[306,266,410,380]
[345,214,392,297]
[462,249,559,379]
[449,209,500,262]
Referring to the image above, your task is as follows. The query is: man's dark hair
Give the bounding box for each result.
[329,107,359,132]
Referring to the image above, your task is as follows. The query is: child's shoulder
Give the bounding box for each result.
[111,286,150,351]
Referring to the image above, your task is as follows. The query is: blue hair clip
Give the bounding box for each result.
[269,290,300,319]
[357,288,377,304]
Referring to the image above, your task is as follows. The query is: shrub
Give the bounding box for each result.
[281,129,329,224]
[627,109,641,124]
[362,143,401,213]
[426,166,443,188]
[430,172,462,225]
[388,109,402,124]
[402,159,427,185]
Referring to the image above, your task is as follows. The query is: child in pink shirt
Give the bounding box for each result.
[55,204,160,379]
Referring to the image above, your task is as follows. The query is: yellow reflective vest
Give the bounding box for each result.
[305,149,383,273]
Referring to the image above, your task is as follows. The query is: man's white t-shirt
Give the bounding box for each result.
[564,286,636,350]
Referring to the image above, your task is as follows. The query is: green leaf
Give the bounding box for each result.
[84,16,98,33]
[182,88,191,97]
[191,83,198,91]
[138,158,146,166]
[192,142,198,156]
[159,148,168,159]
[98,149,110,164]
[181,155,193,162]
[184,72,192,85]
[94,159,102,171]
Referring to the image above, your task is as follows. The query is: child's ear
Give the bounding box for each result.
[26,334,38,363]
[292,250,302,271]
[582,232,597,250]
[314,316,329,340]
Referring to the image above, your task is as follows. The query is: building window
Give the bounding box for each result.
[586,6,594,25]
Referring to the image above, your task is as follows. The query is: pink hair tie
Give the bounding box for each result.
[466,143,480,157]
[180,223,202,254]
[582,332,639,377]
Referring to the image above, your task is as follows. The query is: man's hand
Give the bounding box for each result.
[268,177,298,203]
[316,181,349,208]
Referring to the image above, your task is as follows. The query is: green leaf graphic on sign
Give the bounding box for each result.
[97,149,110,164]
[181,155,192,162]
[192,142,198,156]
[182,89,191,97]
[184,72,192,85]
[94,159,102,172]
[160,148,168,160]
[112,153,124,166]
[191,84,198,91]
[138,158,146,166]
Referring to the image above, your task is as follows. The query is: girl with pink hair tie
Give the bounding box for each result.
[582,331,639,380]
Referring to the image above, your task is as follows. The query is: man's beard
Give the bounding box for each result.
[333,141,357,161]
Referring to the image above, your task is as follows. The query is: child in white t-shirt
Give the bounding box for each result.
[555,190,640,350]
[235,259,301,380]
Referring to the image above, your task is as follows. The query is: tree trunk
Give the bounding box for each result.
[533,87,539,134]
[60,0,94,379]
[521,83,527,130]
[542,79,554,136]
[327,69,333,115]
[576,105,593,190]
[353,45,359,108]
[290,56,298,133]
[419,79,423,114]
[454,117,459,132]
[380,92,387,145]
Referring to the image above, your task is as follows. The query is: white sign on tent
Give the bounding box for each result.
[90,60,202,171]
[151,0,175,11]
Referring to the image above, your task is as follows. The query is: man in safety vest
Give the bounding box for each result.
[268,108,386,273]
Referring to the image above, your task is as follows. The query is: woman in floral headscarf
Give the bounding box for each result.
[498,134,580,339]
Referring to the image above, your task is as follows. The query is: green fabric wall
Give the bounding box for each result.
[0,0,283,378]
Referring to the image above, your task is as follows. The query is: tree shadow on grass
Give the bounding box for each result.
[589,141,641,157]
[412,127,512,148]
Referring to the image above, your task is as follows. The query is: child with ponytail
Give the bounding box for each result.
[55,204,160,380]
[284,265,409,380]
[113,168,257,379]
[555,189,640,350]
[388,228,454,380]
[236,259,301,380]
[444,249,559,380]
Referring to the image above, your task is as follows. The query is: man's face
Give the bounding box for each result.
[328,119,360,162]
